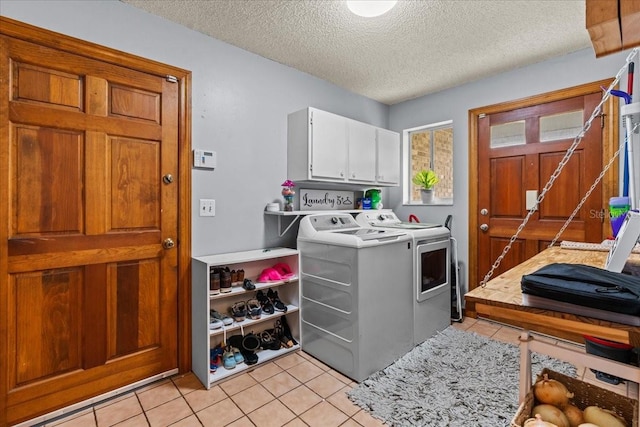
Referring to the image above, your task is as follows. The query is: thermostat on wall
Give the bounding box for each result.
[193,149,216,169]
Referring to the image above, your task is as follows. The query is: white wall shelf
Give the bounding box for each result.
[264,209,390,236]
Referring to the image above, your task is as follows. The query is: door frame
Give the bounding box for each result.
[468,80,618,291]
[0,16,193,412]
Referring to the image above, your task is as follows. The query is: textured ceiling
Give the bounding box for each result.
[120,0,593,105]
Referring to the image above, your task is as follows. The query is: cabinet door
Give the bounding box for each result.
[376,128,400,185]
[310,109,348,180]
[348,119,377,183]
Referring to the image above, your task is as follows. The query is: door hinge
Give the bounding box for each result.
[600,113,606,129]
[166,75,178,83]
[479,113,486,119]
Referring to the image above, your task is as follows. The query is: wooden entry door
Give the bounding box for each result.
[0,20,190,425]
[469,81,618,290]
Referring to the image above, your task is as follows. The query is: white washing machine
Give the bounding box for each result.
[297,213,413,382]
[355,211,452,345]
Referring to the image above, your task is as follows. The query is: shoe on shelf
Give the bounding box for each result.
[256,290,274,315]
[209,315,224,330]
[237,269,245,283]
[231,346,244,364]
[210,309,233,326]
[209,267,221,295]
[210,346,223,372]
[272,262,295,279]
[267,288,287,312]
[222,347,236,369]
[230,301,247,322]
[220,268,232,293]
[242,278,256,291]
[231,269,238,284]
[247,299,262,320]
[260,330,281,351]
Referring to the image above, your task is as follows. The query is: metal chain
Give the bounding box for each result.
[480,47,639,287]
[549,120,640,247]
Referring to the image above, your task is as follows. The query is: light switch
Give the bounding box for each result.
[526,190,538,211]
[200,199,216,216]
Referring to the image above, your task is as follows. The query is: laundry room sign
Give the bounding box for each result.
[300,189,355,211]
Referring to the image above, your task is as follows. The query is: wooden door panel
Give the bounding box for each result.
[488,238,526,278]
[539,151,584,219]
[110,85,160,123]
[110,137,161,230]
[12,62,83,110]
[108,259,161,359]
[9,269,83,387]
[490,156,525,217]
[12,125,83,235]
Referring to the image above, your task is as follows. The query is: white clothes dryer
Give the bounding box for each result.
[355,211,452,345]
[297,213,413,382]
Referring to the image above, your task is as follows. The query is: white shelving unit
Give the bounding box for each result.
[192,248,300,388]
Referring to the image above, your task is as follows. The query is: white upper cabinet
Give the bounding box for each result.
[308,109,348,180]
[376,128,400,185]
[287,107,399,186]
[347,119,377,183]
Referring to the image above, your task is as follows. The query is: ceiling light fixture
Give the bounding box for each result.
[346,0,397,18]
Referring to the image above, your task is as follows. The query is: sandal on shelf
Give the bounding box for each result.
[242,278,256,291]
[279,316,298,346]
[256,290,275,314]
[247,299,262,320]
[260,330,281,351]
[267,288,287,312]
[274,319,294,348]
[230,301,247,322]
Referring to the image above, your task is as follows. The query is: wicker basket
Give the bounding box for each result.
[510,368,638,427]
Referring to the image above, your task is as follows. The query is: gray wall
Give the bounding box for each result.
[2,0,637,291]
[388,47,637,294]
[1,0,389,256]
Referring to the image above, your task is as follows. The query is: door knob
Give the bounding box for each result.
[162,174,174,184]
[162,238,175,249]
[480,224,489,232]
[480,208,488,216]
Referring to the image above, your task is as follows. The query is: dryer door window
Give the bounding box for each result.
[417,239,450,302]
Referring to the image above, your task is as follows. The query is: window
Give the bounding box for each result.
[403,120,453,205]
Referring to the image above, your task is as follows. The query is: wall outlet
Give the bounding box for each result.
[199,199,215,216]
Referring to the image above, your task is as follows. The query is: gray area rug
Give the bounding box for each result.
[347,327,576,427]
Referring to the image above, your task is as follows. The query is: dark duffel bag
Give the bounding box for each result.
[521,263,640,315]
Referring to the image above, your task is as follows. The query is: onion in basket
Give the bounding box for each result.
[583,406,627,427]
[533,374,574,408]
[562,403,585,427]
[532,404,571,427]
[524,414,560,426]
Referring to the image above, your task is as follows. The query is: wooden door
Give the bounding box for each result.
[469,81,618,290]
[0,22,189,425]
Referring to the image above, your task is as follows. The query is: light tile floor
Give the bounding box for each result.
[38,317,637,427]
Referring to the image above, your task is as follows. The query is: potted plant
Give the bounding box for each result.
[412,169,439,203]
